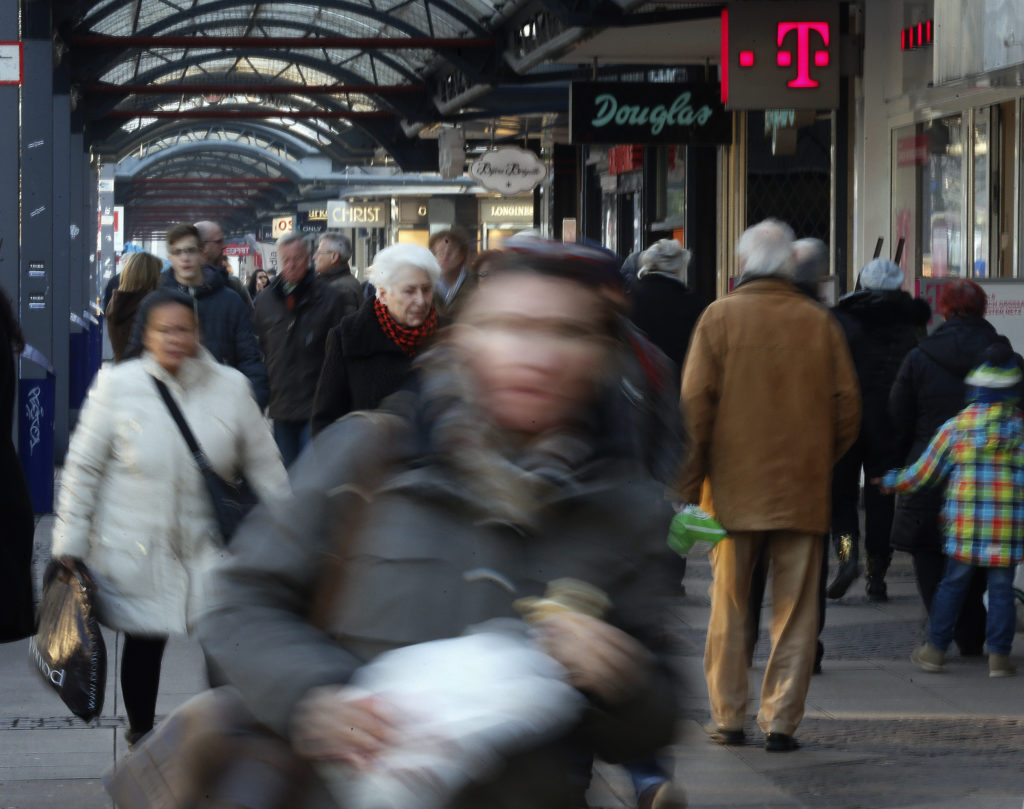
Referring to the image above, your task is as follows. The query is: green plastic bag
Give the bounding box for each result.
[668,505,727,556]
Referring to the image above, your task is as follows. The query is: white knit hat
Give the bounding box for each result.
[637,239,691,280]
[858,258,904,291]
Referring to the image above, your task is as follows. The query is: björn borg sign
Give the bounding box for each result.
[570,82,731,145]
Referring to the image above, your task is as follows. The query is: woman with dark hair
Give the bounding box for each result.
[106,251,163,362]
[199,239,682,809]
[0,286,35,642]
[889,278,1023,654]
[51,288,287,744]
[247,269,270,299]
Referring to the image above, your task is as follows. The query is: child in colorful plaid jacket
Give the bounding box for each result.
[879,341,1023,678]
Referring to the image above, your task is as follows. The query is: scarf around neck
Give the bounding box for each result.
[374,296,438,356]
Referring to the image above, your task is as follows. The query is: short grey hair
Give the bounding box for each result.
[792,238,829,286]
[275,231,309,252]
[318,232,352,262]
[736,218,796,281]
[369,243,441,293]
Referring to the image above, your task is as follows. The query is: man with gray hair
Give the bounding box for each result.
[676,219,861,752]
[313,232,362,317]
[253,232,348,466]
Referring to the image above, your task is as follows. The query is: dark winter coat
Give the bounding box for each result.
[318,262,363,318]
[199,383,680,809]
[628,271,707,384]
[159,268,269,407]
[889,315,1024,550]
[105,289,149,362]
[209,264,253,309]
[1,319,35,642]
[253,270,348,422]
[310,296,421,436]
[831,289,930,470]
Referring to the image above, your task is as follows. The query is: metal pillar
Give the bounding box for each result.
[98,164,116,300]
[0,0,19,444]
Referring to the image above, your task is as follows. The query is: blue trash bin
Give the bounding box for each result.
[19,345,56,514]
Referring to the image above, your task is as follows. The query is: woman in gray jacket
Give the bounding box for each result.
[199,240,682,809]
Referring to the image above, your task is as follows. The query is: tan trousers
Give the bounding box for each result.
[704,530,823,736]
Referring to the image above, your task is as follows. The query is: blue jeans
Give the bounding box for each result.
[928,559,1016,656]
[273,419,311,469]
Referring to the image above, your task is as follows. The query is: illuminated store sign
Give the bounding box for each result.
[901,20,932,51]
[570,82,731,145]
[721,1,840,110]
[326,200,389,228]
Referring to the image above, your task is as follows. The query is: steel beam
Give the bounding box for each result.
[104,109,398,120]
[73,35,495,49]
[84,82,425,95]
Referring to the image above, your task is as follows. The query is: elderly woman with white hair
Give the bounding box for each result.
[311,243,441,435]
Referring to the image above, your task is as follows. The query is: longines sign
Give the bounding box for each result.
[570,82,731,145]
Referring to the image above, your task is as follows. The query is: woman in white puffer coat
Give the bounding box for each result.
[52,288,288,744]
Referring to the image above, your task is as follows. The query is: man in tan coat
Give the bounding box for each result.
[677,219,860,752]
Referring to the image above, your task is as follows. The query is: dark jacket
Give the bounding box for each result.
[105,289,149,363]
[160,268,269,408]
[889,315,1024,548]
[253,270,347,421]
[318,262,363,318]
[832,289,930,469]
[199,387,681,809]
[311,296,419,436]
[628,271,707,384]
[1,318,35,642]
[209,264,253,309]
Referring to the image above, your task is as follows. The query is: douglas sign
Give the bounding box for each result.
[570,82,731,145]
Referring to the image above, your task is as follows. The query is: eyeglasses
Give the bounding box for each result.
[203,238,225,245]
[313,250,337,258]
[169,246,201,257]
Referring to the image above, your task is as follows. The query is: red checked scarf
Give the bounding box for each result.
[374,296,439,356]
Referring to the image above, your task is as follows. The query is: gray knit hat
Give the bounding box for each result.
[637,239,691,280]
[858,258,904,291]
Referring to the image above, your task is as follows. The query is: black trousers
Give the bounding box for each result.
[121,634,167,734]
[831,437,894,561]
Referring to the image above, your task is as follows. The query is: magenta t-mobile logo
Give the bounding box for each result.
[737,21,831,89]
[777,21,830,87]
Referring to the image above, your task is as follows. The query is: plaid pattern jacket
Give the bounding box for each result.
[882,402,1024,567]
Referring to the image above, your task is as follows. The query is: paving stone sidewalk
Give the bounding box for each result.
[3,516,1022,809]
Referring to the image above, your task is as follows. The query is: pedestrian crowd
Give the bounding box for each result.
[2,216,1021,809]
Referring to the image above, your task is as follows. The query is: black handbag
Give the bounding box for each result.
[153,377,258,544]
[29,559,107,721]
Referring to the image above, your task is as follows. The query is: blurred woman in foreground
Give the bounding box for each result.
[52,288,287,744]
[311,244,440,436]
[199,239,681,809]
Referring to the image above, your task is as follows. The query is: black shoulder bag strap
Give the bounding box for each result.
[152,376,214,474]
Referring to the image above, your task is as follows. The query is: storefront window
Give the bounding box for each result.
[974,110,991,277]
[892,115,965,280]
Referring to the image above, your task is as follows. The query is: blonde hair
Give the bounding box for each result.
[118,252,163,293]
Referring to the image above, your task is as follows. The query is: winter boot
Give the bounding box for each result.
[865,554,890,602]
[989,654,1017,678]
[826,533,860,599]
[911,642,946,672]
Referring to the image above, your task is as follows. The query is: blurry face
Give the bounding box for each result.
[255,271,269,291]
[279,239,311,284]
[200,225,225,265]
[453,273,613,435]
[313,243,339,274]
[432,236,466,275]
[167,235,203,285]
[143,303,199,376]
[378,265,433,328]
